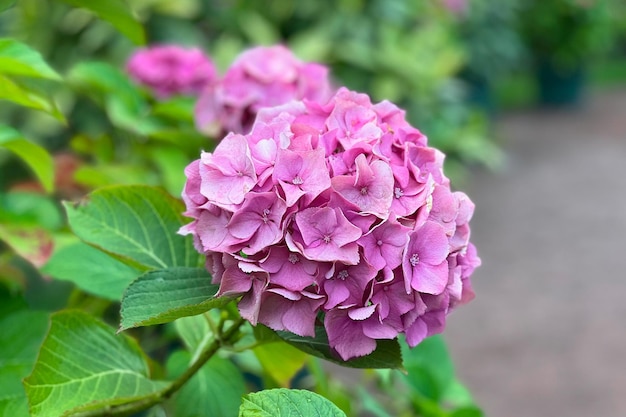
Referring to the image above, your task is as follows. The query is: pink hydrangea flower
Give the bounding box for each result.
[441,0,468,14]
[194,45,333,136]
[126,44,216,99]
[181,86,479,361]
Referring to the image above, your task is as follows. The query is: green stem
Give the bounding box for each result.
[78,317,246,417]
[163,317,244,398]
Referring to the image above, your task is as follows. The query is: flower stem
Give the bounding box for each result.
[77,317,246,417]
[164,317,245,397]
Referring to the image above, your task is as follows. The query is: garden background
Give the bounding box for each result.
[1,0,626,416]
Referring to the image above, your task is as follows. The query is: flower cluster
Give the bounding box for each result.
[126,45,217,99]
[194,45,333,136]
[181,88,479,361]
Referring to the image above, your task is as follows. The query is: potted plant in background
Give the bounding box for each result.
[519,0,614,106]
[446,0,525,115]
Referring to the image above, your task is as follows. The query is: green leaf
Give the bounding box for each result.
[276,325,403,370]
[64,185,201,270]
[0,38,61,80]
[0,76,64,121]
[253,342,308,387]
[56,0,145,45]
[120,267,231,330]
[0,0,17,13]
[401,335,455,401]
[151,97,196,122]
[442,378,478,409]
[239,389,346,417]
[174,314,213,353]
[237,12,280,45]
[0,126,54,192]
[0,310,48,417]
[0,285,27,319]
[73,164,158,188]
[0,192,62,230]
[68,61,140,99]
[24,310,169,417]
[449,407,484,417]
[150,146,189,196]
[106,94,164,135]
[68,62,161,135]
[356,387,393,417]
[167,351,245,417]
[42,241,141,301]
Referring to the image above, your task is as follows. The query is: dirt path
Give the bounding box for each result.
[445,87,626,417]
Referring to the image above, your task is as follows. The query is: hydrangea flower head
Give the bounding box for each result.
[194,45,333,136]
[182,87,479,361]
[126,44,216,99]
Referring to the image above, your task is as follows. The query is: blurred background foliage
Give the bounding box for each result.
[2,0,626,193]
[1,0,626,415]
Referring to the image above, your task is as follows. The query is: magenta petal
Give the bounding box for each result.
[238,276,268,325]
[330,210,364,248]
[404,317,428,347]
[195,207,234,251]
[348,305,376,321]
[411,221,449,265]
[268,287,301,301]
[281,297,322,337]
[332,155,394,217]
[411,261,449,295]
[217,266,253,297]
[323,279,351,309]
[244,222,283,255]
[303,241,360,264]
[423,309,447,337]
[296,207,361,263]
[228,210,260,240]
[325,310,377,360]
[361,319,398,339]
[200,134,257,209]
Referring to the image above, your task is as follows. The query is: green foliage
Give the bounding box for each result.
[55,0,145,45]
[155,0,501,176]
[167,351,246,417]
[64,185,201,270]
[0,38,65,122]
[277,326,404,370]
[253,341,309,387]
[0,191,62,230]
[42,241,141,300]
[67,61,161,135]
[0,38,61,80]
[23,310,170,417]
[119,267,230,330]
[239,389,347,417]
[0,310,48,417]
[0,75,64,121]
[402,335,455,401]
[454,0,524,81]
[398,336,483,416]
[0,0,16,13]
[0,191,61,267]
[174,314,213,353]
[519,0,616,69]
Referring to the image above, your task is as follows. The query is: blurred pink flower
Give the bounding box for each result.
[126,44,216,99]
[194,45,333,136]
[441,0,468,14]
